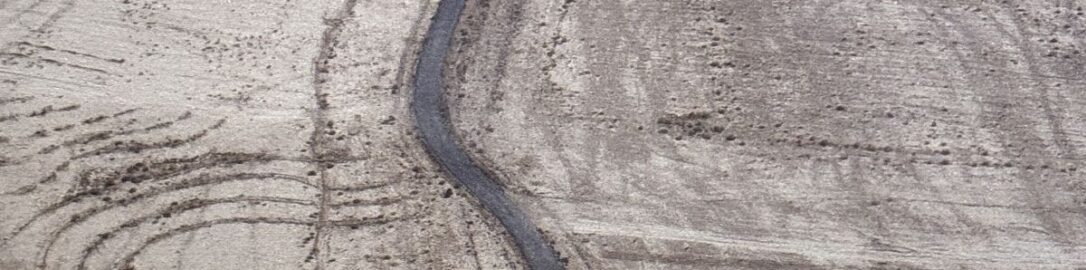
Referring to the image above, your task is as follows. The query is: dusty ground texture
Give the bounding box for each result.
[451,0,1086,269]
[0,0,525,269]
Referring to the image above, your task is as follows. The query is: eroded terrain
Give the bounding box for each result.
[1,0,522,269]
[450,0,1086,269]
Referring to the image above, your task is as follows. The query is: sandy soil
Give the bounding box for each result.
[0,0,522,269]
[6,0,1086,269]
[450,0,1086,269]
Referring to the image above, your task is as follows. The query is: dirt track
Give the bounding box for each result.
[410,0,563,268]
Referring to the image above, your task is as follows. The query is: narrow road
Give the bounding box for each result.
[409,0,565,269]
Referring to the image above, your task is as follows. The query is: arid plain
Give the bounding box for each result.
[1,0,524,269]
[449,0,1086,269]
[3,0,1086,269]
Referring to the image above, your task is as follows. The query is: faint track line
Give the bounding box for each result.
[306,0,360,268]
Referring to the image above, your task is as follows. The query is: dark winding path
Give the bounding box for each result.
[409,0,564,269]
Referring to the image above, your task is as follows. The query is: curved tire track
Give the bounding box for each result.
[410,0,564,269]
[53,196,315,270]
[1,172,310,248]
[104,218,313,270]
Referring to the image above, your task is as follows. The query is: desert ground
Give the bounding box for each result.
[2,0,1086,269]
[450,0,1086,269]
[0,0,524,269]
